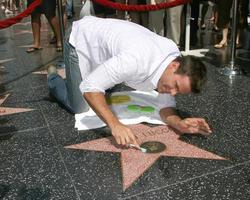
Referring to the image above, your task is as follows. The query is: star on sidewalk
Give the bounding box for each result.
[0,93,33,116]
[0,58,15,66]
[14,27,49,35]
[33,68,66,79]
[66,124,227,191]
[14,29,32,35]
[13,21,31,26]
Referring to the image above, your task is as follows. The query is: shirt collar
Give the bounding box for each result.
[150,54,179,88]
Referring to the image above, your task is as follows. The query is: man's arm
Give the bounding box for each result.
[84,92,139,146]
[159,107,212,136]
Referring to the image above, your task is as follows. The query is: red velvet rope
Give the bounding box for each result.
[92,0,191,12]
[0,0,42,29]
[0,0,190,29]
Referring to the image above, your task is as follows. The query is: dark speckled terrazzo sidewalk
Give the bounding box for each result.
[0,2,250,200]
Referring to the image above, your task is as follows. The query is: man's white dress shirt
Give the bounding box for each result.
[69,16,181,109]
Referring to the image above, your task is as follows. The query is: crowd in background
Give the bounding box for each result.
[0,0,250,51]
[81,0,250,50]
[0,0,21,14]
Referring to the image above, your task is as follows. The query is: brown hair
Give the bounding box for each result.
[174,55,207,93]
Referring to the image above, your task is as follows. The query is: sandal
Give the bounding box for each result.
[26,47,42,53]
[236,43,242,49]
[56,46,63,52]
[212,26,219,32]
[214,42,227,49]
[49,36,57,44]
[201,24,206,30]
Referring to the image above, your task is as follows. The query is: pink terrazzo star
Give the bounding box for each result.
[14,27,49,35]
[13,21,31,26]
[0,58,15,65]
[14,30,32,35]
[33,68,66,79]
[0,93,33,116]
[66,124,227,191]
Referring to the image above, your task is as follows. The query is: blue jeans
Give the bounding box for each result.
[66,0,73,16]
[48,27,89,114]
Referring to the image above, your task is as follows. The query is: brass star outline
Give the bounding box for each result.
[65,124,227,191]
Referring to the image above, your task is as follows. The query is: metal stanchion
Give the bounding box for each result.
[184,3,192,52]
[55,0,65,68]
[124,0,131,21]
[182,3,209,57]
[57,0,65,42]
[219,0,242,76]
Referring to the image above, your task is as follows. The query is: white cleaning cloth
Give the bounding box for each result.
[75,90,175,130]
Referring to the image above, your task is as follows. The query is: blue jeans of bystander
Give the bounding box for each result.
[66,0,73,17]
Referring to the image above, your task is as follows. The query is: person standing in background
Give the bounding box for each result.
[214,0,232,48]
[26,0,62,52]
[147,0,165,36]
[165,4,184,47]
[65,0,74,19]
[214,0,248,49]
[116,0,140,23]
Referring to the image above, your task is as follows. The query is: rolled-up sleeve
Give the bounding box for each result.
[79,52,139,93]
[157,93,176,109]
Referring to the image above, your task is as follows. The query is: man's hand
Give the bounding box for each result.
[111,123,139,147]
[160,107,212,136]
[84,92,139,147]
[176,118,212,136]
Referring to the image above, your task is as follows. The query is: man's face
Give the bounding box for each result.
[157,63,192,96]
